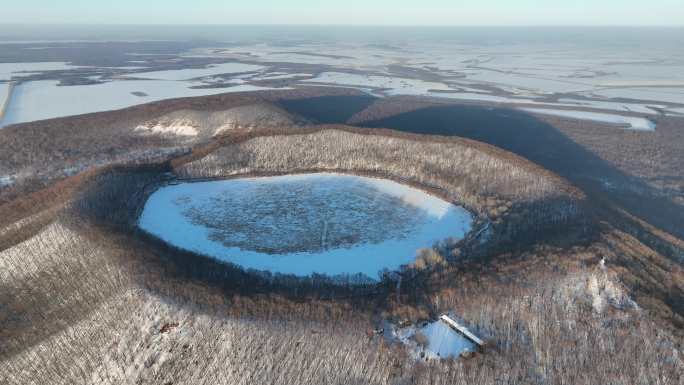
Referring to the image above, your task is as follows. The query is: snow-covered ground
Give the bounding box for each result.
[588,87,684,105]
[138,173,472,280]
[204,37,684,122]
[393,319,476,360]
[4,35,683,128]
[555,98,663,115]
[298,72,672,121]
[520,107,656,131]
[134,103,301,138]
[462,68,593,94]
[431,94,665,116]
[303,72,454,96]
[0,80,285,127]
[667,107,684,116]
[428,92,538,104]
[135,120,198,137]
[131,62,264,81]
[251,72,313,80]
[0,62,83,81]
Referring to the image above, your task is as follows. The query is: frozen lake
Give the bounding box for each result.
[138,173,473,279]
[0,80,281,127]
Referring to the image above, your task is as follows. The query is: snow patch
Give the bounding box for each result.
[135,120,199,136]
[0,175,13,187]
[392,319,476,360]
[520,107,656,131]
[134,104,301,139]
[587,270,638,313]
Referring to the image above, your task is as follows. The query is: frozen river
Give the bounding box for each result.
[138,173,473,280]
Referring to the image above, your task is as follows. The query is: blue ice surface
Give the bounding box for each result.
[138,173,473,280]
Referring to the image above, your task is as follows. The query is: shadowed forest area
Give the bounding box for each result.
[279,96,684,258]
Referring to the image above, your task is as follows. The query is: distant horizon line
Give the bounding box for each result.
[0,23,682,28]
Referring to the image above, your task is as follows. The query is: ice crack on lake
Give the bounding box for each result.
[138,173,473,279]
[182,178,425,254]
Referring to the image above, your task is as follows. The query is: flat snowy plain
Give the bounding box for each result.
[0,62,82,81]
[5,39,683,128]
[0,80,280,127]
[132,62,264,81]
[0,61,287,127]
[138,173,473,280]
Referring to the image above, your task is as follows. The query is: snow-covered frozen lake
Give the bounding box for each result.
[0,60,295,126]
[0,80,281,127]
[138,173,473,280]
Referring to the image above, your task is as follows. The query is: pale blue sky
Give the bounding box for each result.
[2,0,682,26]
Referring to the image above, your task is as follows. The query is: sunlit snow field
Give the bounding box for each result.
[0,80,281,126]
[138,173,473,280]
[1,28,683,127]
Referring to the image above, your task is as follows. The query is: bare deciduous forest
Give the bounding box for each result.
[1,93,683,384]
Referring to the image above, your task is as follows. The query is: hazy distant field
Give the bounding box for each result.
[1,26,683,127]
